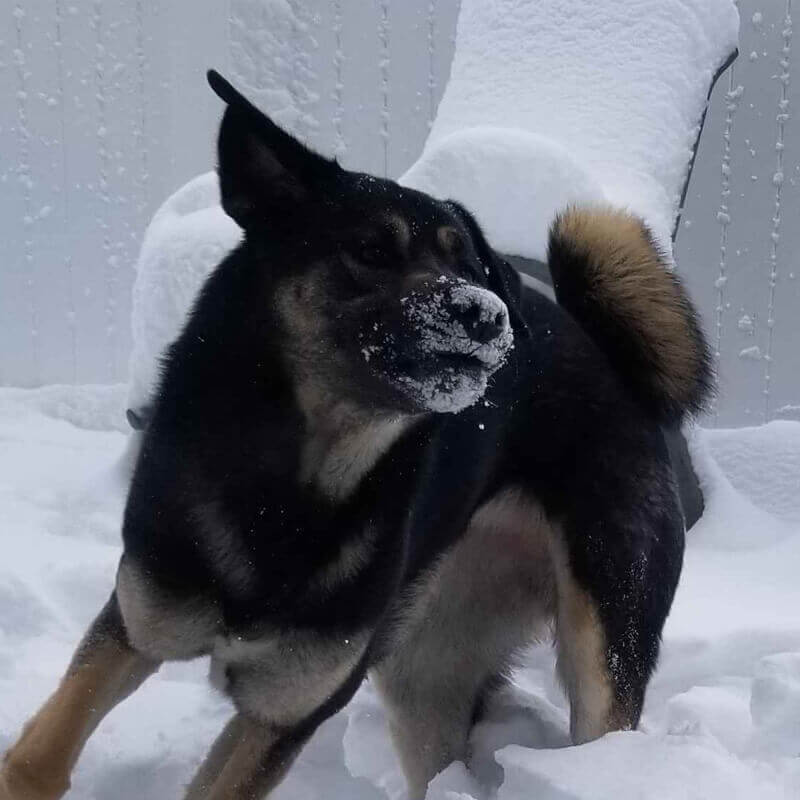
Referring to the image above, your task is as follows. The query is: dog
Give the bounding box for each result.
[0,71,711,800]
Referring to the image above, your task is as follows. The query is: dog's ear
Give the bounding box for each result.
[447,201,529,337]
[207,70,337,230]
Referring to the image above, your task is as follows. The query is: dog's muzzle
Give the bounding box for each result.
[369,279,515,414]
[402,280,514,369]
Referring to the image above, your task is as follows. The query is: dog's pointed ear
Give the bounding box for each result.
[207,70,336,230]
[447,201,529,337]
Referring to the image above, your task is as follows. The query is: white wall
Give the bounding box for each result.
[676,0,799,426]
[0,0,229,385]
[0,0,797,427]
[0,0,457,387]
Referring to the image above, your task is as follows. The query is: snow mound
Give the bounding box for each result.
[497,730,788,800]
[127,172,241,412]
[409,0,739,252]
[701,421,800,524]
[401,128,605,260]
[0,391,799,799]
[0,384,128,433]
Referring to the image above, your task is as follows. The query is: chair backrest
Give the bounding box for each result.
[401,0,739,257]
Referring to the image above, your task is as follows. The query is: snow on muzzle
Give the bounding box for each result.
[389,279,514,414]
[401,279,513,369]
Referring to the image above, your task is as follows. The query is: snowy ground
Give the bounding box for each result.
[0,385,798,800]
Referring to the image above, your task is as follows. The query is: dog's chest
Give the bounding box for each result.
[300,416,412,500]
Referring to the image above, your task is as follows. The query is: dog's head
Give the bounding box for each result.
[208,70,519,416]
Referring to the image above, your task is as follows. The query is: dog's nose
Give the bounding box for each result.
[447,286,510,344]
[455,301,509,344]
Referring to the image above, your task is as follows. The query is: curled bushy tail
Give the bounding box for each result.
[548,207,713,424]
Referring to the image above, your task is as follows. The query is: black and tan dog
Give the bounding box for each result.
[0,72,711,800]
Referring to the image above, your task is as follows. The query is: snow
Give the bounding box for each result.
[1,387,799,799]
[127,172,241,411]
[400,128,605,261]
[401,0,739,256]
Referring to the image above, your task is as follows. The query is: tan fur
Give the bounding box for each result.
[547,532,620,743]
[184,628,368,799]
[276,272,415,500]
[116,557,221,661]
[374,489,555,798]
[210,628,369,728]
[183,715,253,800]
[310,524,379,593]
[0,637,156,800]
[436,225,463,255]
[386,213,411,253]
[551,206,707,413]
[183,715,289,800]
[300,407,411,500]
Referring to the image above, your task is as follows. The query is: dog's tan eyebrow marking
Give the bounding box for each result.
[437,225,464,256]
[385,213,411,253]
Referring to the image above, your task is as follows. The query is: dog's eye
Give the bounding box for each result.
[339,249,379,298]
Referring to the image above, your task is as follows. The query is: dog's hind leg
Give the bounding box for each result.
[549,474,684,744]
[549,535,622,743]
[0,593,159,800]
[373,489,554,800]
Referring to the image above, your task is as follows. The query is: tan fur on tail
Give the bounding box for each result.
[548,207,712,424]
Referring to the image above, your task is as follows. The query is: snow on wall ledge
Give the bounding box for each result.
[414,0,739,254]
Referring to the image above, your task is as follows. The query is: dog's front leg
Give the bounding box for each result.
[0,593,159,800]
[183,628,371,800]
[183,714,313,800]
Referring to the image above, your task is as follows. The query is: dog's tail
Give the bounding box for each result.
[547,207,713,425]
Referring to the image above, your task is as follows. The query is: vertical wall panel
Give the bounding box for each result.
[762,0,799,421]
[0,3,35,385]
[338,0,385,176]
[677,0,798,425]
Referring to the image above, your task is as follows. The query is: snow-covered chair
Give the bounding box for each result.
[398,0,739,526]
[402,0,738,260]
[127,0,738,523]
[127,173,240,417]
[402,0,738,338]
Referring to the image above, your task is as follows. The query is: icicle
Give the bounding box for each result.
[712,60,742,424]
[54,0,78,382]
[286,0,318,146]
[332,0,346,160]
[379,0,390,177]
[427,0,436,129]
[91,0,117,379]
[12,3,40,381]
[763,0,793,422]
[134,0,149,222]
